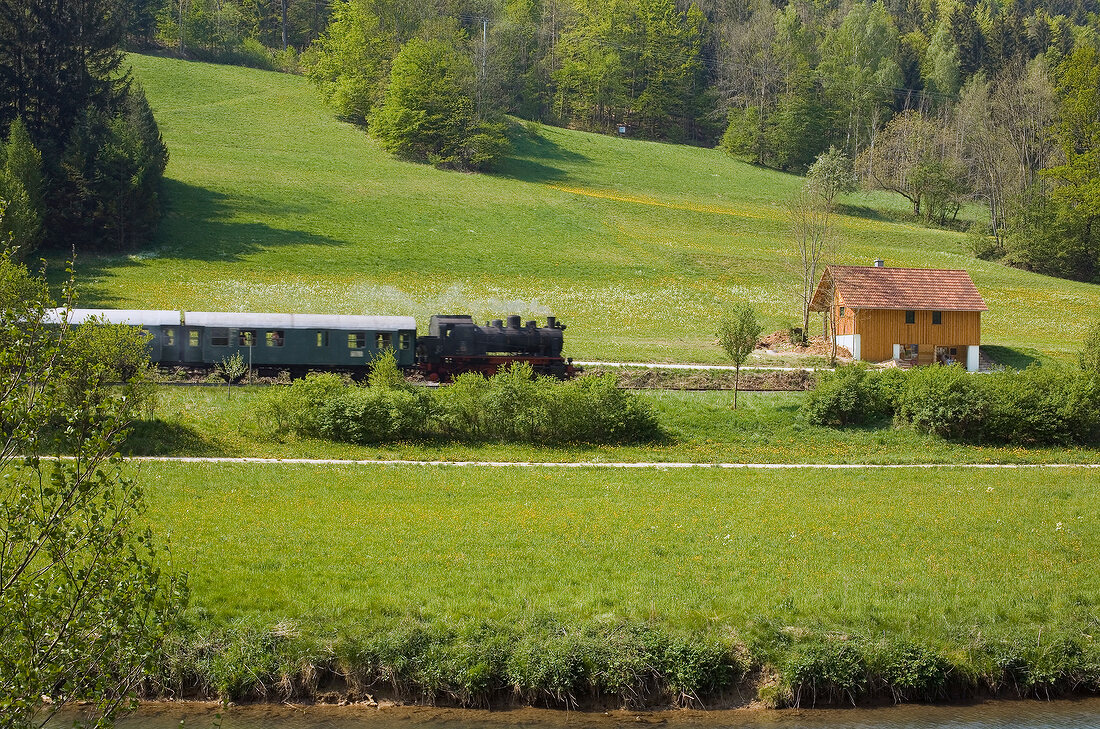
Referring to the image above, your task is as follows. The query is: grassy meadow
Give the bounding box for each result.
[143,461,1098,634]
[63,54,1100,363]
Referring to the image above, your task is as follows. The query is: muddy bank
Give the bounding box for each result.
[54,696,1100,729]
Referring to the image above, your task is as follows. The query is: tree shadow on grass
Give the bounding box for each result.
[123,418,224,456]
[492,126,591,184]
[981,345,1048,370]
[48,178,350,306]
[835,202,920,226]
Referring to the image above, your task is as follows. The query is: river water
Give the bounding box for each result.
[48,698,1100,729]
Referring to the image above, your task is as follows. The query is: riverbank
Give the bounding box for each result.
[69,695,1100,728]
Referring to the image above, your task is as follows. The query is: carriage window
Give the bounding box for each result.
[266,330,284,347]
[211,328,229,346]
[932,311,942,325]
[399,333,410,349]
[376,333,392,350]
[348,332,365,348]
[316,331,329,347]
[239,330,256,346]
[189,329,200,347]
[905,310,915,324]
[162,327,176,346]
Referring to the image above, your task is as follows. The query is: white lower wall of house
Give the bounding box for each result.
[836,334,861,360]
[967,345,980,372]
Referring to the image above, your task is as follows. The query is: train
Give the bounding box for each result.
[50,309,579,380]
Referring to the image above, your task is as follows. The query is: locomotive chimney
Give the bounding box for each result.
[507,315,521,329]
[546,316,556,328]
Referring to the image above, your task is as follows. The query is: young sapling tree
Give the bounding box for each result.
[717,304,764,409]
[218,350,247,397]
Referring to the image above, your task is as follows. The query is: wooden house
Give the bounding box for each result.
[808,262,988,371]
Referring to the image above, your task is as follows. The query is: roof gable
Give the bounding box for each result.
[809,266,988,312]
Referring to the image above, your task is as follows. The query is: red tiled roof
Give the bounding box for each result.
[809,265,988,312]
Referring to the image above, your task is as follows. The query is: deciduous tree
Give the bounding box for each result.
[717,303,763,409]
[0,246,185,729]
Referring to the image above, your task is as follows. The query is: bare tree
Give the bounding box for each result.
[787,185,836,340]
[957,60,1056,250]
[855,109,938,215]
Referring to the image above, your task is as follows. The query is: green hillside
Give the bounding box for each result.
[77,53,1099,362]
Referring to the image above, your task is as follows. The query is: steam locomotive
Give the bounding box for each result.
[52,309,578,380]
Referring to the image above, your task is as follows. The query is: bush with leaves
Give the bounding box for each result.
[0,250,185,727]
[801,365,904,427]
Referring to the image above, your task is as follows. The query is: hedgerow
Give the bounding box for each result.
[802,364,1100,446]
[259,357,664,445]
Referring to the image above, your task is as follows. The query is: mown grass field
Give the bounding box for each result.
[130,385,1100,464]
[64,54,1100,363]
[141,461,1097,646]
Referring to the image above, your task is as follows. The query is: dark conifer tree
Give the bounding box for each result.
[0,0,128,157]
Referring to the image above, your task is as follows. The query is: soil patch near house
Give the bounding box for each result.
[759,331,852,359]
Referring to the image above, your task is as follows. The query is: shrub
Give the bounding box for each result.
[801,365,901,427]
[894,365,987,441]
[481,362,551,440]
[549,374,663,444]
[259,371,344,437]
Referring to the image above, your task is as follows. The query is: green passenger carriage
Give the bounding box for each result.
[58,310,418,371]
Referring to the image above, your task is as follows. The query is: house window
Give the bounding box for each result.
[211,328,229,346]
[348,332,365,348]
[839,306,845,318]
[932,311,942,325]
[905,310,915,324]
[188,329,200,347]
[162,327,176,347]
[239,330,256,346]
[266,330,284,347]
[316,331,329,347]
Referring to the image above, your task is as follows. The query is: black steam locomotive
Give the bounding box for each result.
[417,314,576,379]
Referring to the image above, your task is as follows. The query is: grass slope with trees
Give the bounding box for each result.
[74,54,1100,364]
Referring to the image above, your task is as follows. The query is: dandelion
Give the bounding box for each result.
[1056,522,1063,531]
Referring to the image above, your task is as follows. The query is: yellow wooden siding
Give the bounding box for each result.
[833,294,855,336]
[852,309,981,362]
